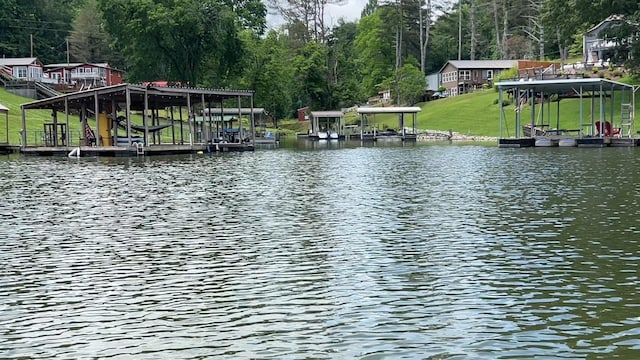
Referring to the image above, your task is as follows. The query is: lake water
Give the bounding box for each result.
[1,142,639,359]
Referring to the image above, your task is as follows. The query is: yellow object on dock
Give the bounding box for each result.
[98,113,111,146]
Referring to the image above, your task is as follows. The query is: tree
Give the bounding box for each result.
[292,41,330,109]
[397,63,426,104]
[355,10,395,96]
[327,20,363,108]
[238,30,293,121]
[604,11,640,74]
[419,0,432,73]
[0,0,74,63]
[267,0,347,43]
[98,0,266,85]
[69,0,116,63]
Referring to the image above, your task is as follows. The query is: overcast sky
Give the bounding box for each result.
[266,0,369,28]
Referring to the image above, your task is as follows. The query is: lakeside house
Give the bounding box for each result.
[0,57,44,82]
[438,60,561,97]
[0,57,125,99]
[583,14,627,66]
[43,62,124,90]
[439,60,518,96]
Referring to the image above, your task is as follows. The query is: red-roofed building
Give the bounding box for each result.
[0,57,43,81]
[43,62,124,89]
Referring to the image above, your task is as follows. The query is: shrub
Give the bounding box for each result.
[493,67,518,91]
[493,98,512,106]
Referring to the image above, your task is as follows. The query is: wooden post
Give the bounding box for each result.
[52,107,58,147]
[81,102,87,145]
[187,93,193,147]
[94,91,100,145]
[170,106,175,145]
[251,95,256,147]
[65,97,69,146]
[237,96,242,143]
[111,98,117,146]
[143,88,149,146]
[20,105,26,147]
[125,85,132,146]
[179,105,184,144]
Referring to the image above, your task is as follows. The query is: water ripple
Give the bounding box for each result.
[1,146,639,358]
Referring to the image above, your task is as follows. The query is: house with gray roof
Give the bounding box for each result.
[0,57,43,82]
[438,60,518,96]
[583,15,627,65]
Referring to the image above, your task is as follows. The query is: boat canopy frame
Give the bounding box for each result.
[356,106,421,138]
[496,78,635,139]
[20,83,256,148]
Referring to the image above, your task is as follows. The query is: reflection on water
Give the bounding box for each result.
[1,145,639,359]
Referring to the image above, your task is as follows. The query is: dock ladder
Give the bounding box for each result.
[621,103,633,137]
[135,142,144,156]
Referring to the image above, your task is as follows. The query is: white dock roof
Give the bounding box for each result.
[357,106,421,114]
[496,78,634,92]
[310,111,343,118]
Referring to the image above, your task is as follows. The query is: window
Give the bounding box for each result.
[16,66,27,78]
[459,70,471,81]
[442,71,457,83]
[486,70,493,80]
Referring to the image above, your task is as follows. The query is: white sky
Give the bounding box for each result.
[266,0,369,29]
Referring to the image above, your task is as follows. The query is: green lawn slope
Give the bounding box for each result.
[0,88,184,145]
[0,88,76,144]
[416,88,639,137]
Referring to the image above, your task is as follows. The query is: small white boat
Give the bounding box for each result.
[329,131,339,140]
[535,138,555,147]
[317,131,328,140]
[558,138,577,147]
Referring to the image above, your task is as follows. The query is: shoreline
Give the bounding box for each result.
[416,130,497,142]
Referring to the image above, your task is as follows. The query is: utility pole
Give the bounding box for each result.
[30,34,34,57]
[458,1,462,60]
[66,38,70,64]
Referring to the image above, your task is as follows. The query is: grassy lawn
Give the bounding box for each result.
[0,88,192,145]
[330,87,639,138]
[0,88,81,144]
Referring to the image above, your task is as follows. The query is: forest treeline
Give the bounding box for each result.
[1,0,639,120]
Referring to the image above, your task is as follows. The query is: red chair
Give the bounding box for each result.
[595,121,621,137]
[595,121,604,136]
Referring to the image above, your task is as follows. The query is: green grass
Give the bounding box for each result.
[0,88,188,145]
[0,88,80,144]
[279,87,639,138]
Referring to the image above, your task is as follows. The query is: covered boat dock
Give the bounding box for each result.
[496,78,637,148]
[356,106,421,141]
[306,111,345,140]
[19,83,257,156]
[201,107,276,144]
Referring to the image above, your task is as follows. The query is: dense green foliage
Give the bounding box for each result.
[1,0,639,122]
